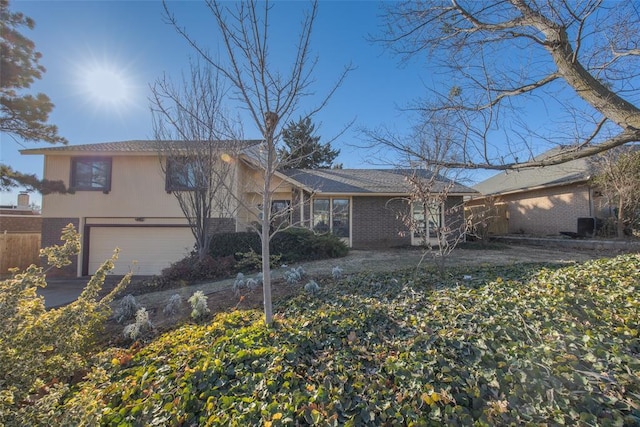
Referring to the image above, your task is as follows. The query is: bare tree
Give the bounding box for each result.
[151,62,244,262]
[163,0,351,325]
[376,0,640,170]
[388,115,470,278]
[591,147,640,238]
[404,169,468,278]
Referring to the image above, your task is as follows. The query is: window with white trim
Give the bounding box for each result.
[412,200,441,240]
[313,198,350,238]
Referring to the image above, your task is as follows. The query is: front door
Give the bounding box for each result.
[411,201,442,246]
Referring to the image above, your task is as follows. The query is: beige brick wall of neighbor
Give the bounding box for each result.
[504,184,592,235]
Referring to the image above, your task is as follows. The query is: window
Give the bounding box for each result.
[412,201,441,239]
[271,200,291,228]
[166,157,198,191]
[332,199,350,237]
[313,198,350,238]
[70,157,111,191]
[313,199,330,233]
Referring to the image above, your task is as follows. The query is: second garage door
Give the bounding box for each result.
[88,227,195,276]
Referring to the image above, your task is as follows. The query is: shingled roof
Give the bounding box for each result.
[283,168,477,195]
[473,147,597,196]
[20,140,262,155]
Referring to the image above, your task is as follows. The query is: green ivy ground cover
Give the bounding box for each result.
[57,255,639,426]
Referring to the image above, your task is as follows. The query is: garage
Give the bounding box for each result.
[87,226,195,276]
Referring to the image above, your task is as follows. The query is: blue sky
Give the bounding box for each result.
[1,0,484,206]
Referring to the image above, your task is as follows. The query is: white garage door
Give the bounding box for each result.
[88,227,195,275]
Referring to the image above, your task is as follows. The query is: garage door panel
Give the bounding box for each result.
[88,227,195,275]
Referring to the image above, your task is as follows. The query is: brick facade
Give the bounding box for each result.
[502,184,592,235]
[444,196,465,241]
[352,196,411,248]
[207,217,237,234]
[291,190,312,228]
[41,217,80,277]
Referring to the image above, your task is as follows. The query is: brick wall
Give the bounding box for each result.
[352,197,411,248]
[41,217,79,277]
[444,196,465,241]
[207,217,236,234]
[502,184,592,235]
[0,215,42,233]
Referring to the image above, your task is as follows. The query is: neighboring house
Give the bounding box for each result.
[0,193,42,275]
[468,147,611,236]
[0,193,42,233]
[21,140,476,277]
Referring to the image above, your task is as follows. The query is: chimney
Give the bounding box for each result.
[17,192,30,209]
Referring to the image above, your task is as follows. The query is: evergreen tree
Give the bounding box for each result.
[279,117,339,169]
[1,0,67,192]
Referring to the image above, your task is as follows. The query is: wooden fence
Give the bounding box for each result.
[0,232,41,276]
[465,203,509,236]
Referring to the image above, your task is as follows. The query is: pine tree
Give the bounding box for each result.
[279,117,339,169]
[1,0,67,192]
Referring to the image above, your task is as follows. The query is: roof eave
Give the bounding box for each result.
[472,176,590,198]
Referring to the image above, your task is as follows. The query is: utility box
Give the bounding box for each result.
[577,217,596,237]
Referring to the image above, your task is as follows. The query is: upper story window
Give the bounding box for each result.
[70,157,112,191]
[166,157,198,191]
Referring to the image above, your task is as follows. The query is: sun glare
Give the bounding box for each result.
[76,60,139,112]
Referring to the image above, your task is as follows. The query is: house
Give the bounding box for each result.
[468,147,611,236]
[21,140,476,277]
[0,193,42,233]
[0,193,43,275]
[281,168,476,248]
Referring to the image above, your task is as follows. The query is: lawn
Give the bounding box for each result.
[14,255,640,425]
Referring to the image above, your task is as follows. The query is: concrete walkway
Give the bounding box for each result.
[38,250,396,309]
[38,242,617,309]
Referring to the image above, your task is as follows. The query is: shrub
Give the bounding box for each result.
[210,227,349,264]
[245,278,259,291]
[160,254,235,284]
[232,273,246,296]
[235,249,282,272]
[304,280,320,294]
[283,268,303,284]
[209,231,261,259]
[122,308,155,342]
[0,224,129,424]
[188,291,210,322]
[114,294,141,324]
[270,227,314,261]
[332,266,343,280]
[163,294,183,317]
[310,233,349,259]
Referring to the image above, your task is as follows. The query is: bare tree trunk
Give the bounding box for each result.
[261,132,275,325]
[617,197,625,238]
[162,0,351,325]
